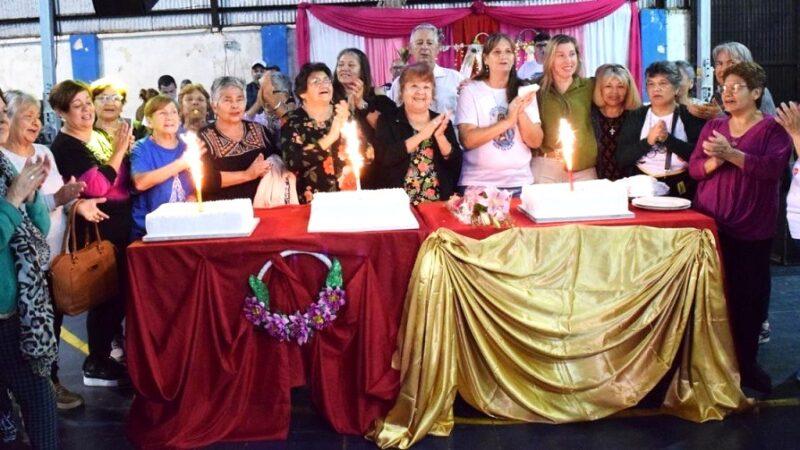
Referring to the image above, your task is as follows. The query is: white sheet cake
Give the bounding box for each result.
[145,199,255,239]
[520,179,633,223]
[307,188,420,232]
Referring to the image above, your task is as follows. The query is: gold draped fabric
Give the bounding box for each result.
[367,226,751,449]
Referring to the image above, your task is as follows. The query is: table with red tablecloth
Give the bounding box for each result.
[125,201,719,448]
[125,205,427,448]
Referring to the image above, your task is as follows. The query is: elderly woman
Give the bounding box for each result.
[1,90,110,412]
[457,33,542,194]
[375,63,461,204]
[535,34,598,183]
[198,76,276,201]
[178,83,211,133]
[0,89,58,449]
[49,80,130,388]
[131,95,197,239]
[90,78,131,155]
[705,42,777,118]
[590,64,641,181]
[245,71,296,144]
[334,48,396,188]
[616,61,706,198]
[282,62,370,203]
[689,62,792,393]
[387,23,465,114]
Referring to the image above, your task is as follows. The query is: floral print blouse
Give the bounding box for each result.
[404,137,440,205]
[280,107,372,204]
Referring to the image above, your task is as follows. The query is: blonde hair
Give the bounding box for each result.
[539,34,582,96]
[592,64,641,110]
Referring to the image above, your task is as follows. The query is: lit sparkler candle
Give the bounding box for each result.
[340,120,363,191]
[558,118,576,191]
[180,131,204,210]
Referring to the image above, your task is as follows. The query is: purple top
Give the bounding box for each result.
[689,116,792,240]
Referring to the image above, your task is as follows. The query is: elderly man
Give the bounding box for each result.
[387,23,465,115]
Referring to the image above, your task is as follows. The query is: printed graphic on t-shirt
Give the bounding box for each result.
[168,176,187,203]
[491,106,514,150]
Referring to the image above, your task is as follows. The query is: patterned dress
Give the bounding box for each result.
[591,107,628,181]
[404,137,440,205]
[280,108,372,204]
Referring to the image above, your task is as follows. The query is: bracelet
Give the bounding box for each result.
[268,100,284,113]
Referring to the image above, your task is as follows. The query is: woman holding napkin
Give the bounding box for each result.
[456,33,542,196]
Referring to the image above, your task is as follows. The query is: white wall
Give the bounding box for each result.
[0,27,265,119]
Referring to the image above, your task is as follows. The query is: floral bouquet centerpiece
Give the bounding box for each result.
[446,186,513,227]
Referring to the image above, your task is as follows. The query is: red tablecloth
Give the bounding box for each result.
[125,205,427,449]
[417,199,718,240]
[126,201,718,448]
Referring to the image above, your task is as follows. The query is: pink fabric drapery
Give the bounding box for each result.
[499,23,586,72]
[296,0,639,66]
[365,37,407,86]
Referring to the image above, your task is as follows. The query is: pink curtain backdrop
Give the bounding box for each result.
[297,0,641,91]
[499,23,585,73]
[365,37,407,86]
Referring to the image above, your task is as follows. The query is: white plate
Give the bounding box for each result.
[142,218,260,242]
[632,196,691,211]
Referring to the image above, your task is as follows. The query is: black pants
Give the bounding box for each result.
[718,230,772,374]
[77,201,130,360]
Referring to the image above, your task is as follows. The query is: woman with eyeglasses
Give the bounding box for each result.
[48,80,132,389]
[616,61,706,198]
[689,62,792,394]
[535,34,598,183]
[91,79,133,157]
[590,64,641,181]
[282,62,370,203]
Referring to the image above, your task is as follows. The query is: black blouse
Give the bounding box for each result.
[373,107,462,201]
[198,121,278,201]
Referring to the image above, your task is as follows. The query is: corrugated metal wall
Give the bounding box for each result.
[712,0,799,104]
[0,0,681,39]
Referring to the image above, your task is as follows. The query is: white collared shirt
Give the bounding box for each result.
[387,64,466,116]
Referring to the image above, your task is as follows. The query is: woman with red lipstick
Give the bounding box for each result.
[49,79,131,388]
[616,61,706,198]
[689,62,792,394]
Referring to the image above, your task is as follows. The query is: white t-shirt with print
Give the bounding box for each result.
[456,80,540,187]
[636,108,689,177]
[1,144,65,266]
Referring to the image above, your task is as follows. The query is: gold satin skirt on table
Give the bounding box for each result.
[367,225,751,449]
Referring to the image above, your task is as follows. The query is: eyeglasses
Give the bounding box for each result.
[309,77,332,86]
[720,83,749,94]
[95,94,123,103]
[646,82,673,91]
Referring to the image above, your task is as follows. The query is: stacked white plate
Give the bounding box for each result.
[631,196,691,211]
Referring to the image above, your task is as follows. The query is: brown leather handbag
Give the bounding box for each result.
[50,200,119,316]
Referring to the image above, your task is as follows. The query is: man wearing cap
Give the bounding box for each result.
[247,60,271,110]
[517,32,550,81]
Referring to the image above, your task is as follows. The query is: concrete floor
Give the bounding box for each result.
[21,265,800,449]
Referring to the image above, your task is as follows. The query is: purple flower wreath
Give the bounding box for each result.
[243,257,346,345]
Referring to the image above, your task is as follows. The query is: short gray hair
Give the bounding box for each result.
[712,42,754,64]
[269,71,292,96]
[3,90,40,120]
[410,23,440,44]
[210,76,245,103]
